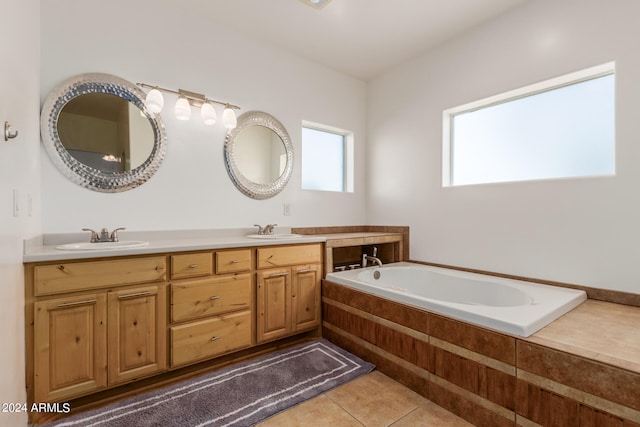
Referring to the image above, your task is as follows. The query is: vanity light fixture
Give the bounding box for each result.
[137,83,240,129]
[222,105,237,129]
[174,96,191,121]
[201,102,217,125]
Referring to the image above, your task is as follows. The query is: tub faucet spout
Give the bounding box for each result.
[362,247,382,268]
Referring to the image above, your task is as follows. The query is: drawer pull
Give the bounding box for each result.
[118,291,152,300]
[210,336,220,342]
[297,268,314,274]
[57,299,96,308]
[188,264,199,269]
[230,260,240,264]
[269,272,289,278]
[210,296,221,301]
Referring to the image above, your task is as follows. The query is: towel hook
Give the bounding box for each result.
[4,121,18,141]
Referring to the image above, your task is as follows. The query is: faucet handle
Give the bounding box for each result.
[264,224,278,235]
[110,227,126,242]
[253,224,265,235]
[82,228,99,243]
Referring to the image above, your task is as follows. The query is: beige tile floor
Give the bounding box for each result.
[257,370,473,427]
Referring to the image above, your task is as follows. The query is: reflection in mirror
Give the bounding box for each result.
[233,125,286,184]
[224,111,293,199]
[41,73,166,192]
[58,93,154,172]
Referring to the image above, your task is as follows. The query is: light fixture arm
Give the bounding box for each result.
[137,83,240,110]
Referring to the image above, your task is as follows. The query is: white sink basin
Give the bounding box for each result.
[245,234,303,240]
[55,241,149,251]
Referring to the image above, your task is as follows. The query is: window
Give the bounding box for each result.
[443,62,615,187]
[302,123,353,192]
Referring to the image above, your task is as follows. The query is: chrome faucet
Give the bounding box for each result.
[362,246,382,268]
[254,224,277,235]
[82,227,125,243]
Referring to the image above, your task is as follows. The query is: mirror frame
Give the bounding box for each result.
[41,73,167,192]
[224,111,293,199]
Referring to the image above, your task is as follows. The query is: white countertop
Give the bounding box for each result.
[23,228,326,263]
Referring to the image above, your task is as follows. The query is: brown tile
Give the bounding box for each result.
[325,371,425,427]
[548,391,579,427]
[429,381,515,427]
[325,328,430,399]
[370,295,430,335]
[480,366,516,410]
[322,280,430,335]
[322,281,374,314]
[515,378,529,417]
[372,352,430,398]
[579,405,626,427]
[518,383,576,427]
[374,322,416,363]
[323,304,377,345]
[391,401,474,426]
[429,314,516,365]
[415,337,431,371]
[517,341,640,411]
[432,347,479,394]
[529,300,640,374]
[256,394,362,427]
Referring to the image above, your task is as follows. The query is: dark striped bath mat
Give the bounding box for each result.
[48,339,374,427]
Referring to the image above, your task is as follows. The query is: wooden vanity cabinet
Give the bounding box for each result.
[292,264,322,331]
[26,242,322,409]
[168,249,254,368]
[107,284,167,385]
[33,292,108,402]
[28,257,168,403]
[256,268,291,342]
[256,244,322,343]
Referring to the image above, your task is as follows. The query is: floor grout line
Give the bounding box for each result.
[388,406,421,427]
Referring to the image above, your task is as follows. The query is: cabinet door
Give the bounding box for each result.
[292,264,321,331]
[256,268,291,343]
[108,284,167,384]
[34,293,107,402]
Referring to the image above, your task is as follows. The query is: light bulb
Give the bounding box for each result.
[223,107,237,129]
[174,97,191,121]
[145,88,164,113]
[201,102,217,126]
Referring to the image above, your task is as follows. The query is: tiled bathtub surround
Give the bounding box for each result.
[322,280,640,427]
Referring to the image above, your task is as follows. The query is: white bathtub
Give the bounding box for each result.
[325,262,587,337]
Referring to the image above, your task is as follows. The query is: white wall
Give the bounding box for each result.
[0,0,41,425]
[368,0,640,294]
[40,0,367,233]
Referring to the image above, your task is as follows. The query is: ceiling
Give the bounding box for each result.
[175,0,530,81]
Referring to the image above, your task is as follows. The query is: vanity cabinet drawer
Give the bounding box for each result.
[33,257,167,296]
[216,249,251,274]
[170,310,252,367]
[171,274,251,322]
[257,244,322,269]
[171,252,213,279]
